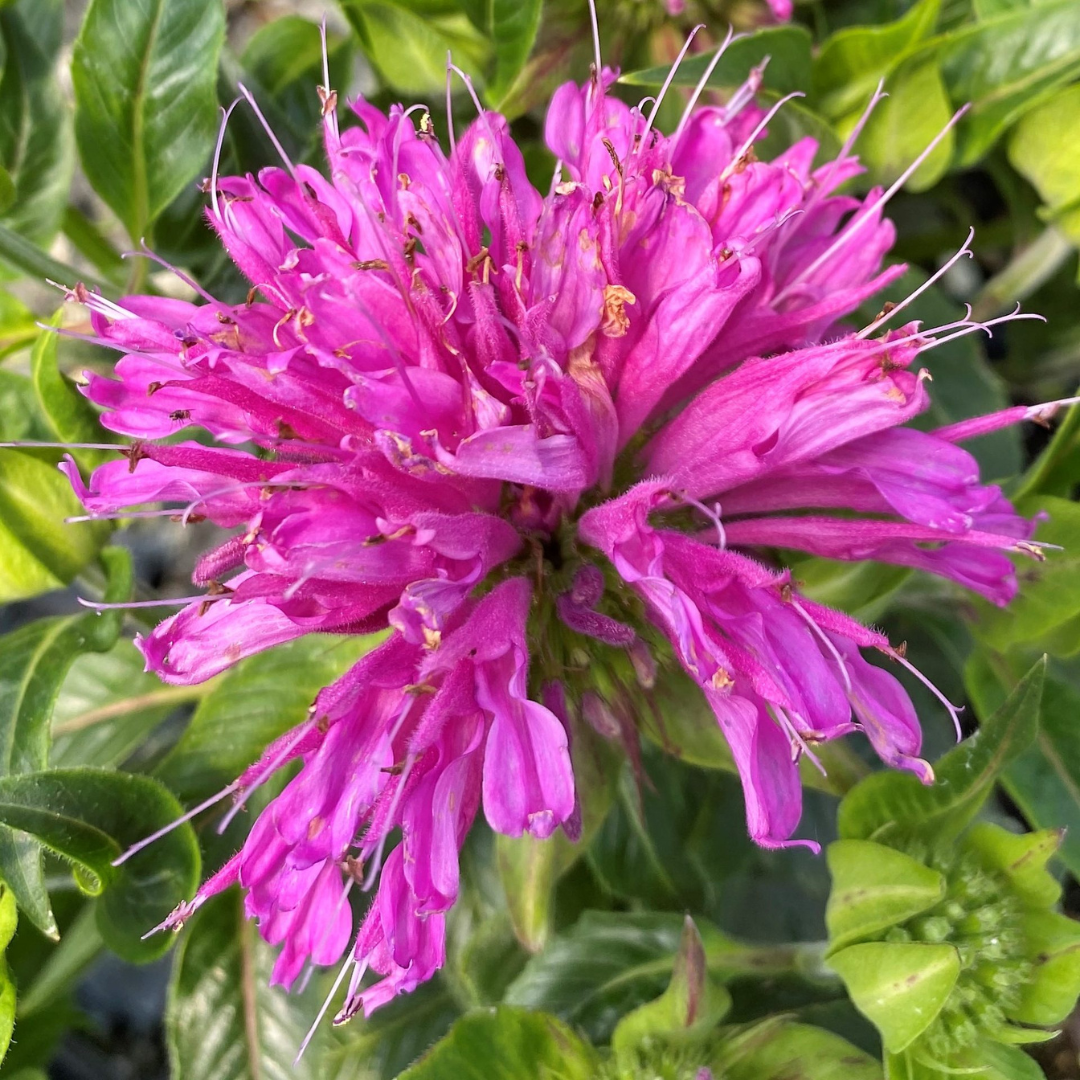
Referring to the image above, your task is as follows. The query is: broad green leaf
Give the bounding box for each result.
[0,768,200,962]
[0,880,15,1065]
[611,916,730,1058]
[0,449,110,602]
[342,1,490,97]
[156,633,378,804]
[71,0,225,242]
[1012,909,1080,1026]
[0,288,35,361]
[0,0,73,249]
[397,1006,595,1080]
[858,59,953,191]
[60,206,125,284]
[0,547,130,936]
[1007,84,1080,248]
[811,0,940,119]
[478,0,542,108]
[972,497,1080,655]
[838,657,1045,843]
[505,910,804,1045]
[51,637,201,770]
[30,320,112,467]
[966,651,1080,879]
[166,890,327,1080]
[322,978,460,1080]
[828,941,959,1051]
[826,840,945,952]
[716,1017,884,1080]
[935,0,1080,164]
[0,221,100,293]
[620,26,813,97]
[0,164,12,214]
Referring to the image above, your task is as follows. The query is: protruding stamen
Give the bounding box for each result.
[885,646,963,741]
[641,24,705,146]
[790,599,852,693]
[112,780,242,866]
[779,104,971,300]
[0,441,122,452]
[587,0,602,77]
[1026,396,1080,423]
[210,98,242,221]
[857,227,976,339]
[296,951,355,1063]
[238,83,296,177]
[720,92,806,181]
[77,594,223,611]
[674,26,737,143]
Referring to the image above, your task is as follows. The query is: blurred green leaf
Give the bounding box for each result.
[935,0,1080,165]
[342,1,490,97]
[156,633,378,804]
[0,880,15,1065]
[972,496,1080,656]
[858,59,953,191]
[827,941,959,1052]
[825,840,945,952]
[1012,908,1080,1025]
[15,902,102,1018]
[0,288,35,361]
[469,0,542,109]
[0,547,130,936]
[396,1006,596,1080]
[51,638,200,770]
[1007,84,1080,250]
[812,0,940,119]
[838,657,1045,843]
[0,165,12,215]
[0,767,200,962]
[966,651,1080,879]
[620,26,813,97]
[0,222,100,292]
[71,0,225,242]
[0,0,73,250]
[166,889,326,1080]
[505,910,804,1045]
[30,320,112,469]
[715,1017,884,1080]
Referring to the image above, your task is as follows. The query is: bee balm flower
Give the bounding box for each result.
[52,24,1054,1027]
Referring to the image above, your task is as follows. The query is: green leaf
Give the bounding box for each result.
[322,978,460,1080]
[30,320,112,467]
[972,497,1080,656]
[0,448,110,602]
[611,916,730,1058]
[828,941,959,1051]
[1008,84,1080,249]
[935,0,1080,165]
[480,0,542,108]
[0,768,200,962]
[51,637,200,770]
[0,221,101,292]
[15,902,102,1018]
[505,910,804,1045]
[166,889,327,1080]
[0,288,35,361]
[0,0,73,249]
[71,0,226,242]
[838,657,1045,843]
[156,634,379,803]
[858,59,953,191]
[342,1,490,97]
[397,1006,595,1080]
[716,1017,884,1080]
[811,0,940,119]
[1011,908,1080,1026]
[0,880,16,1065]
[0,547,130,936]
[620,26,813,97]
[0,164,12,215]
[825,840,945,952]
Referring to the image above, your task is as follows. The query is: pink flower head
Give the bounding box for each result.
[66,30,1049,1026]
